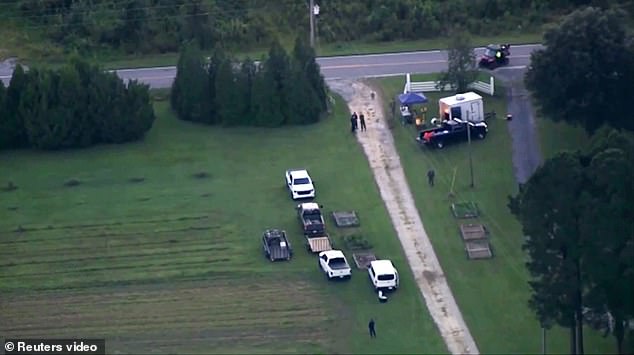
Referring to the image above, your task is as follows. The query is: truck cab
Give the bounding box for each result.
[368,260,399,291]
[318,250,352,280]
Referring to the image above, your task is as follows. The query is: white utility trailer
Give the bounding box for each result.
[438,92,484,123]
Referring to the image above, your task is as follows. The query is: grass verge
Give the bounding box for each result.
[537,116,588,159]
[371,75,616,354]
[0,97,446,354]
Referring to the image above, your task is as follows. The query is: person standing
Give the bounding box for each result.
[359,113,366,131]
[350,112,358,132]
[368,318,376,338]
[427,169,435,186]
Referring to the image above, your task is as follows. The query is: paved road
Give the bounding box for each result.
[0,44,541,88]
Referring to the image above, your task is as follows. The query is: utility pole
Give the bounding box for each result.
[542,326,547,355]
[309,0,315,47]
[467,122,474,188]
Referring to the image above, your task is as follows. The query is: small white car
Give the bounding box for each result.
[319,250,352,280]
[368,259,399,291]
[285,169,315,200]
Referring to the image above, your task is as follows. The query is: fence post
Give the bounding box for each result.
[490,76,495,96]
[404,73,411,93]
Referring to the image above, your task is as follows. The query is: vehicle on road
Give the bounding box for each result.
[478,44,511,69]
[368,259,399,291]
[297,202,333,253]
[318,250,352,280]
[416,118,488,149]
[261,229,292,261]
[285,169,315,200]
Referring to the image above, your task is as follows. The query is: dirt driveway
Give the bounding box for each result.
[328,79,479,355]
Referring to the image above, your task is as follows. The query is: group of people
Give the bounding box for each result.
[350,111,367,132]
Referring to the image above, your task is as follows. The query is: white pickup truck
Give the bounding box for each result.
[285,169,315,200]
[318,250,352,280]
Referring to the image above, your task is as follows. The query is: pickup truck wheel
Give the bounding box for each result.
[435,141,445,149]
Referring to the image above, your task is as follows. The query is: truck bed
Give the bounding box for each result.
[307,236,332,253]
[268,244,291,260]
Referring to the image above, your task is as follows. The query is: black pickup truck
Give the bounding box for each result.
[416,118,488,149]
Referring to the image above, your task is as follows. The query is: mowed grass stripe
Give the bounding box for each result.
[0,214,211,232]
[0,222,223,244]
[0,237,228,258]
[0,243,233,265]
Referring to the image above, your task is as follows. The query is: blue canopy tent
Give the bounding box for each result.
[398,92,428,105]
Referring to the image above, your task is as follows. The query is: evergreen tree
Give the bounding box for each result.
[0,82,8,148]
[292,36,327,110]
[215,56,243,126]
[118,80,156,142]
[171,42,212,123]
[237,57,257,121]
[581,128,634,354]
[205,45,228,124]
[265,40,292,124]
[286,68,321,125]
[1,65,29,149]
[436,31,478,93]
[250,65,283,127]
[509,152,588,354]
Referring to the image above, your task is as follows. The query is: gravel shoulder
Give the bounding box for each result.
[328,78,479,355]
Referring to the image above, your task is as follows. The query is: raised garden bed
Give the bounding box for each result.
[352,252,376,269]
[332,211,360,227]
[465,239,493,260]
[342,234,372,251]
[451,201,480,219]
[459,223,488,241]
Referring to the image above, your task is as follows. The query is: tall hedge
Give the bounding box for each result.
[0,59,155,150]
[171,37,328,127]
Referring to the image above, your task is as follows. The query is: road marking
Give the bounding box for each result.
[495,65,527,70]
[321,60,446,69]
[113,66,176,73]
[317,43,542,60]
[321,55,529,70]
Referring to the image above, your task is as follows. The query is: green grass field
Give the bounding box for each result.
[371,75,616,354]
[537,116,588,159]
[0,97,446,354]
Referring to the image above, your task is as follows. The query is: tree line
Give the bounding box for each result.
[171,37,328,127]
[511,7,634,354]
[0,59,155,150]
[3,0,632,55]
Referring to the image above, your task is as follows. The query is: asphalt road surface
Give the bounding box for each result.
[0,44,541,88]
[493,67,543,184]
